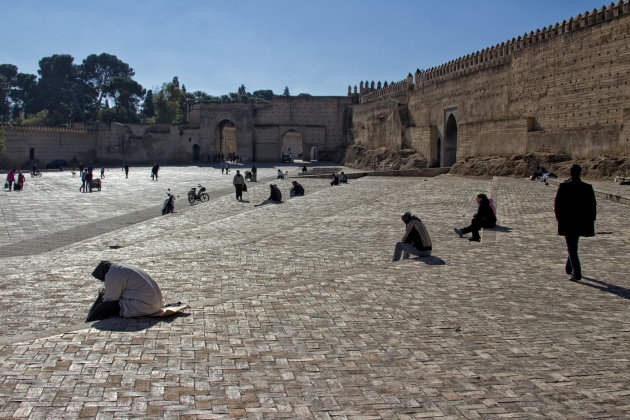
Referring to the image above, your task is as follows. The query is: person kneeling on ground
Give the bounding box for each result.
[86,261,164,322]
[277,169,284,179]
[454,193,496,242]
[393,212,433,261]
[290,180,304,197]
[339,172,348,183]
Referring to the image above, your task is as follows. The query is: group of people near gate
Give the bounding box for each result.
[393,164,596,284]
[4,169,25,191]
[232,168,304,204]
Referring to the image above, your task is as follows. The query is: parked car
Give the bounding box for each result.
[281,153,293,163]
[46,159,67,169]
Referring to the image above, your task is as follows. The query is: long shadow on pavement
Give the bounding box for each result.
[575,276,630,300]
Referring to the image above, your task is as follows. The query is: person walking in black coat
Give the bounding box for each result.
[554,164,597,281]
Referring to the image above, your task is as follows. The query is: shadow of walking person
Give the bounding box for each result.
[572,276,630,300]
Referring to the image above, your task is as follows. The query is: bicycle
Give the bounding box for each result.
[187,184,209,205]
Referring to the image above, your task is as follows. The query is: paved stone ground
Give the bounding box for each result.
[0,167,629,418]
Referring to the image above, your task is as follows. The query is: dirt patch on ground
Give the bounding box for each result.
[344,145,427,170]
[345,146,630,180]
[450,153,630,180]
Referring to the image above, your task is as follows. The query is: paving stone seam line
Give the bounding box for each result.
[1,175,381,263]
[0,264,392,347]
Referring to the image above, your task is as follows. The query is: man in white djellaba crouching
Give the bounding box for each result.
[86,261,164,322]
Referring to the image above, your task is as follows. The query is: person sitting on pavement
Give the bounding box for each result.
[330,173,339,186]
[302,165,307,173]
[454,193,497,242]
[290,180,304,197]
[255,184,283,207]
[339,172,348,183]
[393,212,433,261]
[85,261,164,322]
[14,171,25,191]
[277,169,284,179]
[270,184,282,202]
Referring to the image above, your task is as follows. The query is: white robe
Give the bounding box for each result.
[103,263,164,317]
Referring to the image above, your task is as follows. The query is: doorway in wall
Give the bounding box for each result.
[192,144,200,162]
[310,146,318,161]
[444,114,458,167]
[436,138,441,167]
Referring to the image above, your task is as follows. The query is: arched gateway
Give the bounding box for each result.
[215,120,237,159]
[281,130,303,159]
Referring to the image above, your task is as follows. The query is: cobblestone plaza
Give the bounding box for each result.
[1,164,629,418]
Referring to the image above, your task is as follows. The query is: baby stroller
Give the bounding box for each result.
[90,178,102,191]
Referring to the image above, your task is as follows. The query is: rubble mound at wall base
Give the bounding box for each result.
[344,144,427,170]
[450,153,630,180]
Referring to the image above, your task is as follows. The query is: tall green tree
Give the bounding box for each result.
[237,84,246,95]
[141,89,155,119]
[98,76,145,123]
[283,86,290,96]
[36,54,94,123]
[0,64,17,122]
[154,79,185,123]
[80,53,134,117]
[13,72,38,119]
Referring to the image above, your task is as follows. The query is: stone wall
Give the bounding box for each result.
[1,96,354,168]
[350,1,630,166]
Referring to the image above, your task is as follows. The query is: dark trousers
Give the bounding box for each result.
[86,291,121,322]
[235,184,243,200]
[461,218,483,241]
[565,235,581,279]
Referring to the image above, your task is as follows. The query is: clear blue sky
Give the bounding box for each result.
[1,0,605,96]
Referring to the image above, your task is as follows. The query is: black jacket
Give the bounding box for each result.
[473,197,496,228]
[554,178,596,237]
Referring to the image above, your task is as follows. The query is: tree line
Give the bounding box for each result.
[0,53,302,126]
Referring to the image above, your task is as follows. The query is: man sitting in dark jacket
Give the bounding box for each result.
[291,181,304,196]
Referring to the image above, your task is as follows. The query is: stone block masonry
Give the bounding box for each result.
[351,1,630,167]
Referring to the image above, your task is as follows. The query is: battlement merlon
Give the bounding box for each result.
[354,1,630,103]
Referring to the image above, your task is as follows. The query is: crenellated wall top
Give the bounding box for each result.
[355,1,630,103]
[1,124,89,134]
